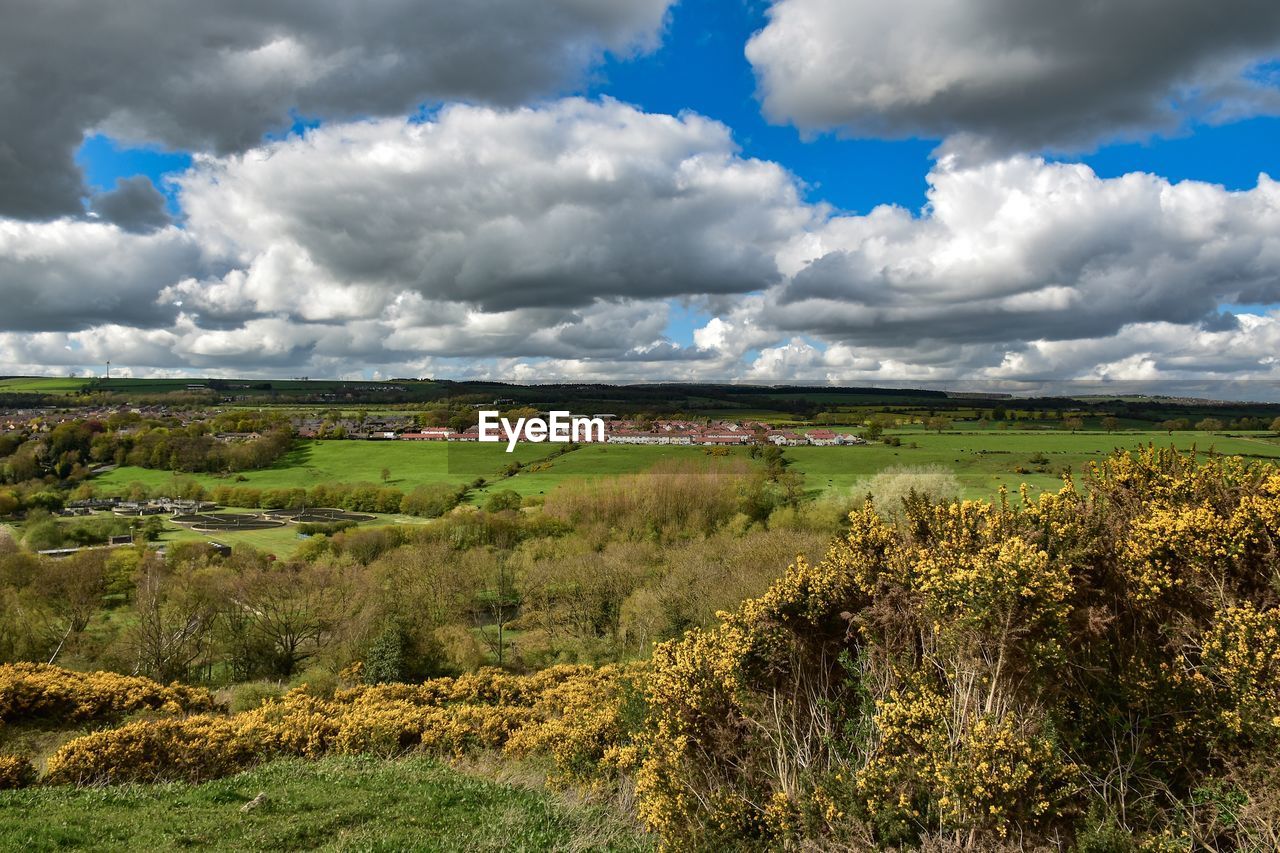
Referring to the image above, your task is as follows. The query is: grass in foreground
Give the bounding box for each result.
[0,755,650,852]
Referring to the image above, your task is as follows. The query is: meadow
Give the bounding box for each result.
[0,377,89,395]
[151,511,432,558]
[0,756,648,852]
[94,440,557,494]
[790,428,1280,498]
[91,430,1280,505]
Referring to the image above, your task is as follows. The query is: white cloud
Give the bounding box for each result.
[764,155,1280,349]
[172,100,814,320]
[0,0,674,219]
[746,0,1280,152]
[4,102,1280,385]
[0,220,201,331]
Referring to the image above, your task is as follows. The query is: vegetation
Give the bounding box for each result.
[3,431,1280,849]
[0,756,650,851]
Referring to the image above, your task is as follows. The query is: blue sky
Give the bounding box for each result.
[5,0,1280,384]
[70,0,1280,355]
[76,0,1280,216]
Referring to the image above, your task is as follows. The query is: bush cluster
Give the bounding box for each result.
[634,447,1280,848]
[0,755,36,789]
[42,665,640,787]
[0,663,215,724]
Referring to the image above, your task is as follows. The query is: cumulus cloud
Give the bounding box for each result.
[91,177,172,233]
[746,0,1280,152]
[170,99,813,320]
[763,155,1280,353]
[0,220,201,332]
[0,100,811,372]
[5,98,1280,384]
[0,0,673,219]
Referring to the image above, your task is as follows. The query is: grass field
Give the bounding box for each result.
[90,432,1280,507]
[94,440,560,495]
[156,511,434,557]
[0,756,649,852]
[476,444,761,499]
[0,377,90,394]
[788,429,1280,499]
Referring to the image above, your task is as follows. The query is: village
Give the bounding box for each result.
[370,417,866,448]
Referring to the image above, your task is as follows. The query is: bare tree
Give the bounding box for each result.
[131,553,220,682]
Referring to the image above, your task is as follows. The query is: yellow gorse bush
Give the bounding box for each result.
[0,754,35,789]
[0,663,214,724]
[42,665,643,787]
[636,447,1280,848]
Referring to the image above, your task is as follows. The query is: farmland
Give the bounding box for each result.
[0,377,90,395]
[90,429,1280,505]
[93,440,557,495]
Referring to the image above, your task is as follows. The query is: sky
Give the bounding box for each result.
[2,0,1280,388]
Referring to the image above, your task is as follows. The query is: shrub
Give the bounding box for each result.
[227,681,284,714]
[45,715,263,785]
[40,666,620,786]
[0,755,35,789]
[854,464,961,521]
[636,448,1280,848]
[0,663,215,724]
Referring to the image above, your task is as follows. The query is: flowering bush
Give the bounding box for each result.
[45,716,262,785]
[41,667,625,787]
[636,447,1280,848]
[0,663,214,724]
[0,754,35,789]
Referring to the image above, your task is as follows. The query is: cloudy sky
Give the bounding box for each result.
[3,0,1280,386]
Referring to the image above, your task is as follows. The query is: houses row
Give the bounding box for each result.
[394,423,865,447]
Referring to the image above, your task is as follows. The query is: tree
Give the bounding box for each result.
[925,416,951,434]
[1101,416,1120,433]
[483,490,523,513]
[224,561,343,679]
[380,467,391,484]
[1062,416,1084,433]
[1195,417,1225,432]
[34,550,109,662]
[1271,416,1280,433]
[131,553,220,682]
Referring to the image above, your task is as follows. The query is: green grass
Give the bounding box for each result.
[94,440,559,495]
[0,756,650,852]
[787,430,1280,499]
[475,444,762,500]
[152,512,433,557]
[483,430,1280,503]
[0,377,90,394]
[91,432,1280,509]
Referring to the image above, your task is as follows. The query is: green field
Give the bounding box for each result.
[477,444,761,499]
[94,440,560,495]
[0,756,649,852]
[90,431,1280,508]
[789,429,1280,499]
[0,377,90,394]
